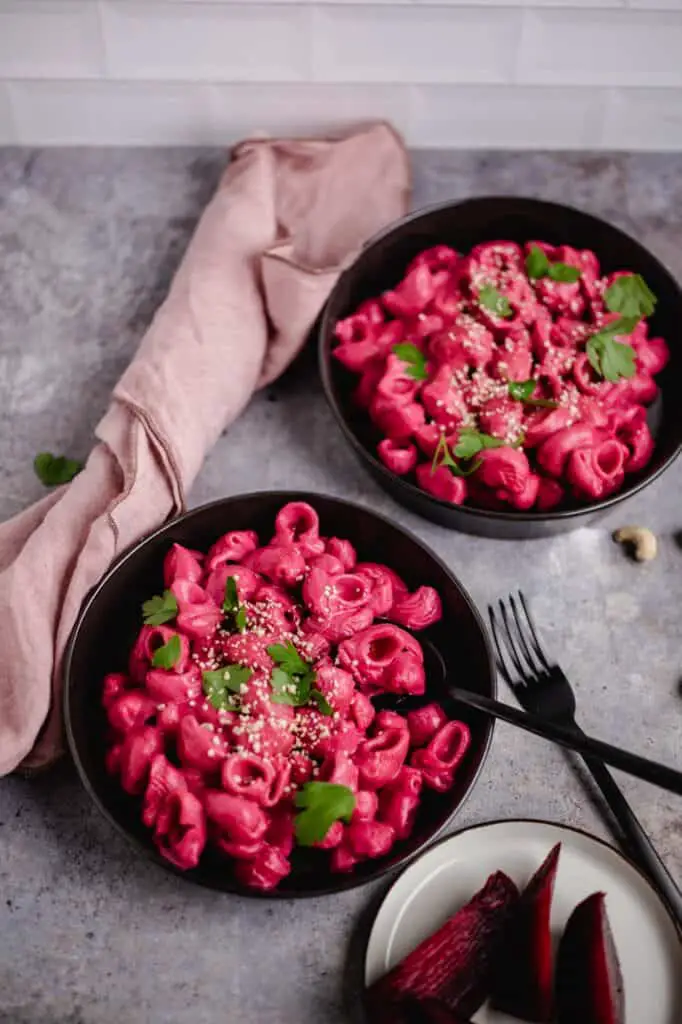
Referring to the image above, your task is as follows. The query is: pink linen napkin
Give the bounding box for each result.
[0,122,410,776]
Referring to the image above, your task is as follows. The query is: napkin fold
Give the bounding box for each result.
[0,122,410,776]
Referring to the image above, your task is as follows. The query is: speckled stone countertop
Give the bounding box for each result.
[0,150,681,1024]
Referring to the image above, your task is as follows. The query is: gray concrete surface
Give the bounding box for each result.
[0,148,680,1024]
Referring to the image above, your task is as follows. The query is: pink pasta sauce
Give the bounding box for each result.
[102,502,470,890]
[333,241,669,510]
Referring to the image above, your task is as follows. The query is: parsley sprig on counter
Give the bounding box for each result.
[34,452,83,487]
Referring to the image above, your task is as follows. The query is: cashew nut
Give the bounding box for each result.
[613,526,657,562]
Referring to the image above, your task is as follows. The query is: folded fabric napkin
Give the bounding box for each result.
[0,122,410,776]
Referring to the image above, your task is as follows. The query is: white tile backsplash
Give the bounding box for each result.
[410,84,607,148]
[7,80,215,145]
[100,2,310,82]
[209,82,413,138]
[0,1,104,80]
[0,83,17,144]
[0,1,680,149]
[626,0,682,8]
[519,8,682,87]
[603,87,682,148]
[312,5,521,83]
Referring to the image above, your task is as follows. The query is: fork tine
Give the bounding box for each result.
[517,591,552,672]
[508,593,545,676]
[487,605,517,686]
[496,599,534,683]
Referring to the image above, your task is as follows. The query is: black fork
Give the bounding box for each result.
[489,591,682,929]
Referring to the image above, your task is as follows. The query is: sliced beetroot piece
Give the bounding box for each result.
[556,892,625,1024]
[366,870,519,1020]
[490,842,561,1022]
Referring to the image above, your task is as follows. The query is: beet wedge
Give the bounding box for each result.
[490,842,561,1022]
[366,870,519,1021]
[556,891,624,1024]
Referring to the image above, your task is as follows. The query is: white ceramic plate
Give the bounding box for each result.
[365,819,682,1023]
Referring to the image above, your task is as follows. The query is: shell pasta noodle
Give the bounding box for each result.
[333,241,669,511]
[102,502,471,891]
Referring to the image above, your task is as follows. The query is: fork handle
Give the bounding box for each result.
[578,744,682,927]
[449,688,682,797]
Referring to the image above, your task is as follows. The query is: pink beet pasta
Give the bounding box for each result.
[102,502,470,891]
[333,241,668,510]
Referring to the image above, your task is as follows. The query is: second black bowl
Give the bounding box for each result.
[319,196,682,539]
[64,491,495,898]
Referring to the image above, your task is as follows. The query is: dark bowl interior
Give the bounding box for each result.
[64,491,496,898]
[319,196,682,539]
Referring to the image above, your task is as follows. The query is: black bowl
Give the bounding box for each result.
[319,196,682,539]
[64,491,495,898]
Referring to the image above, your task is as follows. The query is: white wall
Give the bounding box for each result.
[0,0,681,149]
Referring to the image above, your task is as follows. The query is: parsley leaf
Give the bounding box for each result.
[431,434,458,472]
[268,642,310,677]
[34,452,83,487]
[508,380,559,410]
[222,575,247,633]
[142,589,178,626]
[453,427,505,460]
[310,689,334,716]
[586,316,639,382]
[478,285,513,319]
[202,664,252,710]
[223,576,239,614]
[268,642,318,708]
[586,334,636,383]
[600,340,636,382]
[548,262,581,283]
[605,274,656,319]
[526,245,550,280]
[430,434,481,478]
[508,380,536,402]
[294,782,356,846]
[270,666,312,706]
[151,634,182,670]
[203,681,239,712]
[525,246,581,284]
[393,342,429,381]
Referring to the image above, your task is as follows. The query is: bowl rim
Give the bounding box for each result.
[319,195,682,526]
[63,488,497,899]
